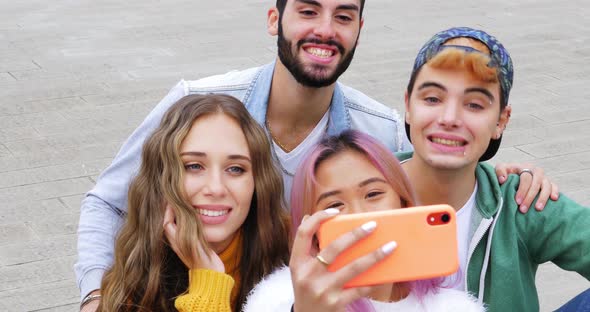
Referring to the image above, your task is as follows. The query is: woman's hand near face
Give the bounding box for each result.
[163,204,224,272]
[289,209,397,312]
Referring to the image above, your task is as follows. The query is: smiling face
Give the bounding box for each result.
[272,0,363,87]
[312,150,402,214]
[180,113,254,253]
[405,62,509,171]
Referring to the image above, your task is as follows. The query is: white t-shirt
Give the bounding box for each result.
[445,182,477,290]
[270,111,329,205]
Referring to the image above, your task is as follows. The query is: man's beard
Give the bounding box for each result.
[277,22,358,88]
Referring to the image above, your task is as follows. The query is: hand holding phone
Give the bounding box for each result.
[289,208,394,312]
[317,204,458,288]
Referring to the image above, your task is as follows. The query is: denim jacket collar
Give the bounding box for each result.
[243,61,351,135]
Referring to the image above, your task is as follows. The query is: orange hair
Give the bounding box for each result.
[428,47,498,84]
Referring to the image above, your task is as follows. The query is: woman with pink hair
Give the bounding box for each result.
[243,130,483,312]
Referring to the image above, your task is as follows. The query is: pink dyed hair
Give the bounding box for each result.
[290,130,444,311]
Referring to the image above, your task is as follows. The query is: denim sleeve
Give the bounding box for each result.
[75,81,187,299]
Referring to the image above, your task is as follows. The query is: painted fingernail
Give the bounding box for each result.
[516,197,523,205]
[520,205,527,213]
[381,241,397,254]
[324,208,340,215]
[361,221,377,233]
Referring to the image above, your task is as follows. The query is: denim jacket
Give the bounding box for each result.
[75,61,412,299]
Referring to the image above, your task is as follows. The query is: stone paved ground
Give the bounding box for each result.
[0,0,588,311]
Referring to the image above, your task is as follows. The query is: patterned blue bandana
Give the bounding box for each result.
[412,27,514,104]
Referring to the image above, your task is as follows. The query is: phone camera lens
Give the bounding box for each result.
[441,213,450,223]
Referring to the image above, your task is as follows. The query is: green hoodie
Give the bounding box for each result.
[397,152,590,311]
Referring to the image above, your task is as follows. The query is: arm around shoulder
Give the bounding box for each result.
[76,194,125,300]
[75,81,188,299]
[518,193,590,279]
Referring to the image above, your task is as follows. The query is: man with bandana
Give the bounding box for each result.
[399,27,590,311]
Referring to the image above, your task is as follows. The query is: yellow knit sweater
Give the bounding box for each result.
[174,232,242,312]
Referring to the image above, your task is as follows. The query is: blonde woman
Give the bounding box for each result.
[98,94,290,311]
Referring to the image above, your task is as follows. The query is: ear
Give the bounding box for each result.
[404,91,410,118]
[267,7,279,36]
[355,18,364,45]
[496,105,512,138]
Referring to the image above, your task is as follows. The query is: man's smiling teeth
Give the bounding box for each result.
[198,209,229,217]
[432,137,465,147]
[306,47,334,58]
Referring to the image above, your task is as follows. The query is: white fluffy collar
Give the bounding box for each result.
[242,266,485,312]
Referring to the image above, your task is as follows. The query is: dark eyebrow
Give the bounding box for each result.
[358,177,388,188]
[315,177,387,205]
[417,82,447,92]
[295,0,359,12]
[296,0,322,8]
[465,87,495,103]
[180,151,251,162]
[417,83,495,103]
[316,190,341,205]
[336,3,360,12]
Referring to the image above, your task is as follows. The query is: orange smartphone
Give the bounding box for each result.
[317,204,458,288]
